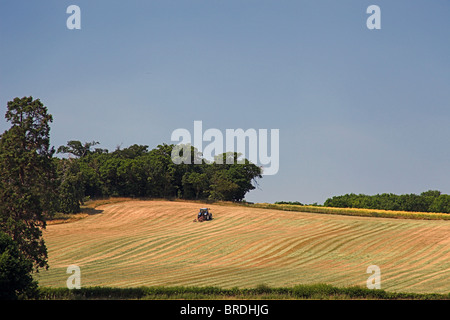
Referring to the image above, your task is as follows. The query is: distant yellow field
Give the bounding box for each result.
[36,200,450,293]
[249,203,450,220]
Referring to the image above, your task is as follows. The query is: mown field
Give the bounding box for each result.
[36,200,450,294]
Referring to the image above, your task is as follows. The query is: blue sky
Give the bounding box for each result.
[1,1,449,204]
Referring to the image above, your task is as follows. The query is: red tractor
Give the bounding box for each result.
[196,208,212,222]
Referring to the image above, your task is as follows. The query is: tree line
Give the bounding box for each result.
[56,141,262,213]
[323,190,450,213]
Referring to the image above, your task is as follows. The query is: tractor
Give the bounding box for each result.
[196,208,212,222]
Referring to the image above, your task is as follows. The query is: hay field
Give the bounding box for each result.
[36,200,450,293]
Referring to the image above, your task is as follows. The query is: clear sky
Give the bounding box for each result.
[1,1,449,204]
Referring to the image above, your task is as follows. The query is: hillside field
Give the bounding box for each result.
[36,200,450,294]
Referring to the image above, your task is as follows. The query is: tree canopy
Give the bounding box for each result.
[324,190,450,213]
[55,142,262,212]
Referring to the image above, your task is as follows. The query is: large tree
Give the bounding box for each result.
[0,97,57,271]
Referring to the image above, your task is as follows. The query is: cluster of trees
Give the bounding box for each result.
[274,201,304,206]
[56,141,262,214]
[0,97,262,298]
[324,190,450,213]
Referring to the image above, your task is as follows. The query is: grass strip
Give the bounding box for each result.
[37,284,449,300]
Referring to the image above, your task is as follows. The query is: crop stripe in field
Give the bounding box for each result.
[52,220,412,287]
[106,216,338,286]
[45,221,442,292]
[358,229,450,292]
[39,201,450,292]
[125,210,286,267]
[145,220,372,288]
[269,223,369,265]
[406,266,450,290]
[382,245,450,282]
[199,221,347,268]
[230,221,441,288]
[63,207,281,273]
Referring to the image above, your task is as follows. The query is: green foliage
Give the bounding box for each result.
[36,284,450,300]
[275,201,304,205]
[324,190,450,213]
[0,232,38,300]
[54,143,262,205]
[0,97,57,271]
[56,159,85,213]
[208,169,240,201]
[207,152,262,201]
[182,172,208,199]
